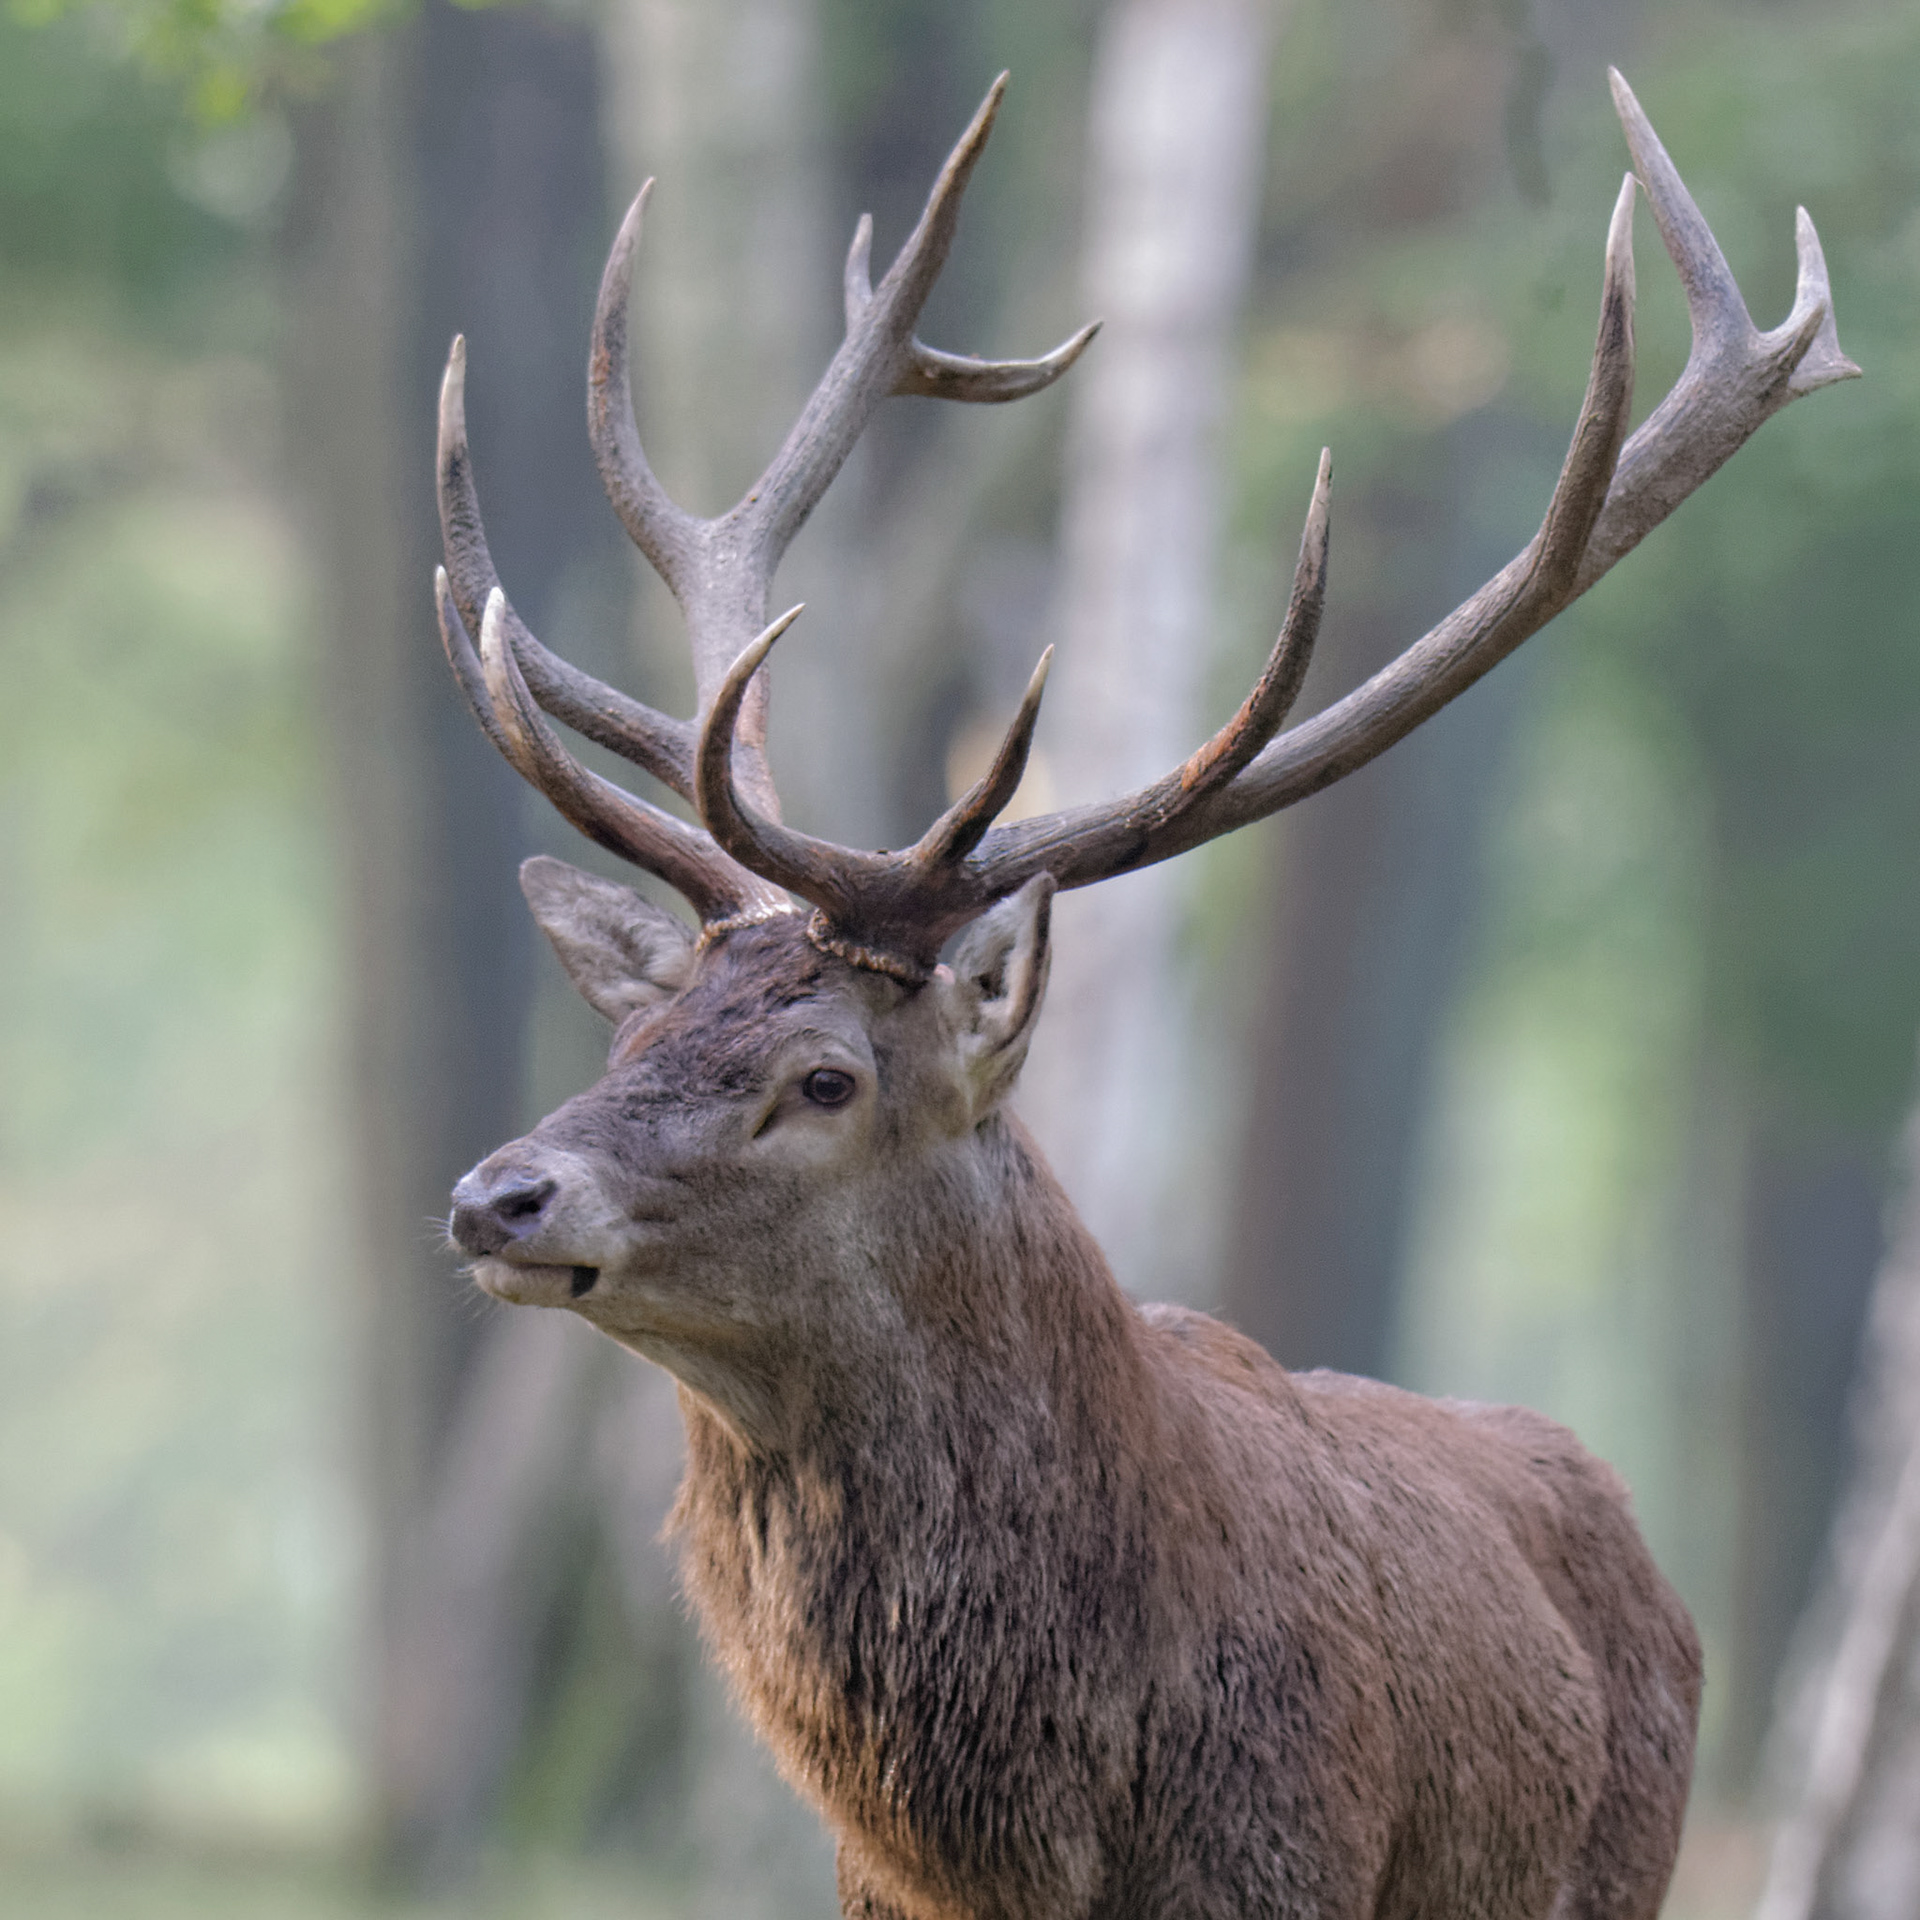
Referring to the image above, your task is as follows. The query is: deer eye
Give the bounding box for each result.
[801,1068,857,1109]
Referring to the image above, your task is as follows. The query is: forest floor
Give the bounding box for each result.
[0,1847,690,1919]
[0,1817,1768,1919]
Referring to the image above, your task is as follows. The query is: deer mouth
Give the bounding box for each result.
[471,1255,598,1308]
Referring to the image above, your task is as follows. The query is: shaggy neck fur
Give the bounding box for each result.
[669,1113,1172,1919]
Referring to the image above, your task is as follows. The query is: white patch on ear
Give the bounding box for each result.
[941,873,1055,1111]
[519,855,695,1022]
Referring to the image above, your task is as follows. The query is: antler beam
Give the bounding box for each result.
[441,70,1095,841]
[438,69,1856,984]
[718,66,1853,941]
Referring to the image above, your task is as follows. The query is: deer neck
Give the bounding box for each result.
[668,1106,1156,1555]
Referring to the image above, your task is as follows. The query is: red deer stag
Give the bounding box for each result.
[437,71,1853,1920]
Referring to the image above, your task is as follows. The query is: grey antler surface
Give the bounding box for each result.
[439,342,699,800]
[938,72,1854,901]
[1575,68,1859,585]
[442,582,782,923]
[437,70,1854,977]
[440,73,1098,907]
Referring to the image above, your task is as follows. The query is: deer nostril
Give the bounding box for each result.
[495,1177,557,1221]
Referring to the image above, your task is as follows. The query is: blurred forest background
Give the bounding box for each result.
[2,0,1917,1913]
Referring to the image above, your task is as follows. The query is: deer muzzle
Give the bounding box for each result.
[449,1143,634,1306]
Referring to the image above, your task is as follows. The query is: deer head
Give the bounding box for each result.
[439,70,1853,1417]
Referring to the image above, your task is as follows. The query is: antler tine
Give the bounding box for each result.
[915,646,1055,869]
[1577,68,1860,584]
[439,338,699,799]
[944,444,1331,887]
[959,160,1642,896]
[435,566,517,762]
[471,588,786,924]
[956,76,1858,902]
[737,74,1008,570]
[739,73,1099,578]
[1165,448,1332,808]
[694,609,895,929]
[845,206,1104,405]
[1608,68,1745,351]
[1786,207,1860,398]
[587,180,703,594]
[893,328,1104,405]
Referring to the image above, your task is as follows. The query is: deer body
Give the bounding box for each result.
[458,908,1695,1920]
[683,1188,1698,1920]
[432,66,1852,1920]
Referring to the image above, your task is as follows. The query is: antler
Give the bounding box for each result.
[439,72,1096,838]
[696,458,1330,968]
[691,69,1856,973]
[439,70,1857,981]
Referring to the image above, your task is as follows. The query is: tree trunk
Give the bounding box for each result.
[281,0,613,1876]
[1756,1074,1920,1920]
[1219,418,1541,1375]
[1018,0,1281,1303]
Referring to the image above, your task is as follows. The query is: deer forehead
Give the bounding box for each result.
[604,918,930,1097]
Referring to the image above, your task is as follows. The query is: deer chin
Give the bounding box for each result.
[470,1255,601,1308]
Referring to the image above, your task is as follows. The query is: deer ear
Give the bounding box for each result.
[519,855,695,1022]
[941,873,1055,1107]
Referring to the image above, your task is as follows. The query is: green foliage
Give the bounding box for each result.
[4,0,498,121]
[0,303,349,1837]
[1570,9,1920,1131]
[0,0,349,1842]
[1238,0,1920,1134]
[0,9,248,320]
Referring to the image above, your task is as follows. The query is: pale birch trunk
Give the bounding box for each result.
[1756,1072,1920,1920]
[1018,0,1280,1302]
[598,6,841,1913]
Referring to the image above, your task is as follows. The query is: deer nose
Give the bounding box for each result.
[449,1167,558,1256]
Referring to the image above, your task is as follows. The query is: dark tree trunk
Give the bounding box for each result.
[280,0,614,1877]
[1220,421,1539,1377]
[1215,0,1642,1378]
